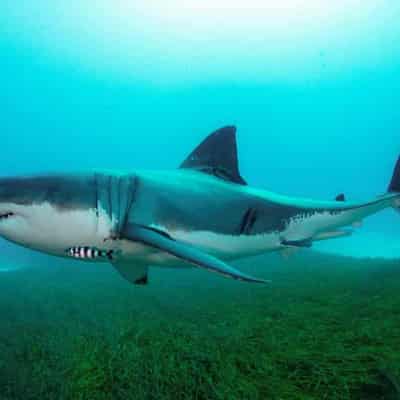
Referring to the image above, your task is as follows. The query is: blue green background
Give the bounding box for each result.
[1,1,399,263]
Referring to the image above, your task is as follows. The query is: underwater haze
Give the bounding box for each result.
[1,1,400,259]
[1,1,400,399]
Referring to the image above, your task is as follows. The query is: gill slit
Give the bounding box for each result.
[117,176,122,234]
[108,175,113,237]
[120,176,139,235]
[94,174,99,235]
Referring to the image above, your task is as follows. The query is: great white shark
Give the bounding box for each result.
[0,126,399,285]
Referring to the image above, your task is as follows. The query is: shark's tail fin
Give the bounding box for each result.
[388,156,400,193]
[388,156,400,211]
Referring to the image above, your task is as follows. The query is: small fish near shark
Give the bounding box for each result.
[0,126,399,285]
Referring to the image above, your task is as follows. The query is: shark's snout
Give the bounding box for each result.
[0,178,25,228]
[0,174,101,256]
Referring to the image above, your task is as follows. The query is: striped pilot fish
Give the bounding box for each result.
[67,246,114,260]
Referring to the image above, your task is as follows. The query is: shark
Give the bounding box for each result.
[0,126,399,285]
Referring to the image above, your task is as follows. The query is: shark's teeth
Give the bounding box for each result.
[0,212,14,220]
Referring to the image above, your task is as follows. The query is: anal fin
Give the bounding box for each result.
[314,230,353,241]
[281,238,313,248]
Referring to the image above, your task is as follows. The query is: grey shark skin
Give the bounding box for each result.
[0,126,399,285]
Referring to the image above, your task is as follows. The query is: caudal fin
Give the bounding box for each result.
[388,156,400,212]
[388,156,400,193]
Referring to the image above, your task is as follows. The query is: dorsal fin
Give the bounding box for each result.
[180,126,247,185]
[335,193,346,202]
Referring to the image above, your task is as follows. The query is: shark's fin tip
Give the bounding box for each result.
[180,126,247,185]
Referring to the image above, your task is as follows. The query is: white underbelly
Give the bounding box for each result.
[23,205,360,266]
[116,211,357,268]
[174,229,281,257]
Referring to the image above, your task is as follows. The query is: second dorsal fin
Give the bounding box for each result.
[335,193,346,202]
[180,126,247,185]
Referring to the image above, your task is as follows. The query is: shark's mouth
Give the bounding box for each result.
[0,212,15,221]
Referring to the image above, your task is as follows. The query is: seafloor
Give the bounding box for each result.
[0,251,399,400]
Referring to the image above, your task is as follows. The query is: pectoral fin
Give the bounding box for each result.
[123,224,269,284]
[112,261,149,285]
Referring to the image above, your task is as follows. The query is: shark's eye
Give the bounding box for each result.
[0,212,14,220]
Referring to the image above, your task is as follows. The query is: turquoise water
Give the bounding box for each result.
[1,1,399,260]
[2,4,400,399]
